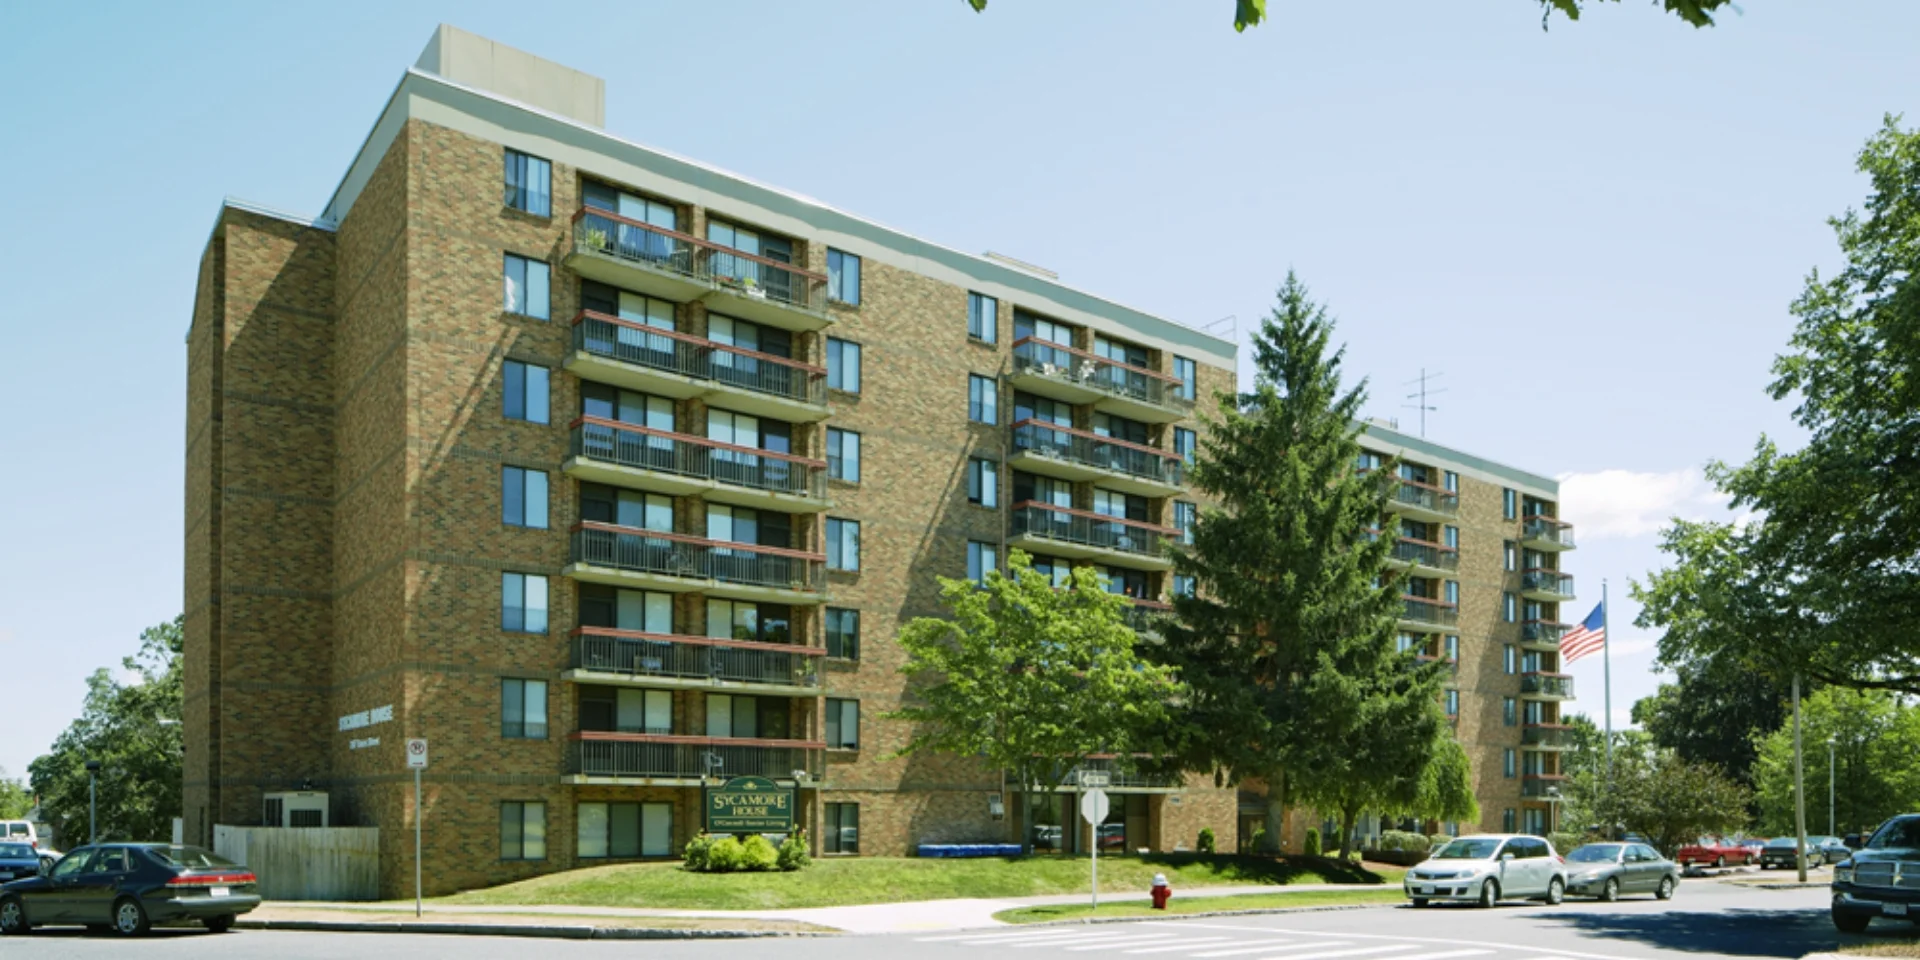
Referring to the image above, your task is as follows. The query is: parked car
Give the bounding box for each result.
[1563,842,1680,901]
[1677,837,1757,868]
[1812,836,1852,864]
[0,845,41,885]
[1832,814,1920,933]
[1741,838,1767,855]
[32,849,61,876]
[1760,836,1812,869]
[1403,834,1567,908]
[0,843,260,936]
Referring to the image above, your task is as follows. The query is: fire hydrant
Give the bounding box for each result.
[1150,873,1173,910]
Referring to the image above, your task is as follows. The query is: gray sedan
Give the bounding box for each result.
[1563,842,1680,901]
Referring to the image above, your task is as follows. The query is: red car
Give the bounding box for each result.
[1676,837,1757,868]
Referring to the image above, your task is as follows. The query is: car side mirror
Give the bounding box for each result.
[1501,853,1515,861]
[1845,834,1862,850]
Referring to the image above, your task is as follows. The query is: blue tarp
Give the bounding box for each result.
[917,844,1024,858]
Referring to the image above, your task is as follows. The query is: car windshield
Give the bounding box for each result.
[1868,818,1920,850]
[1434,839,1501,860]
[0,843,31,859]
[143,845,236,868]
[1568,844,1623,863]
[1766,838,1797,848]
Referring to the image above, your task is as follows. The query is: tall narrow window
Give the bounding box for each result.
[502,679,548,739]
[1445,635,1459,662]
[1444,581,1459,605]
[827,249,861,305]
[1444,690,1460,716]
[503,361,550,425]
[827,338,862,394]
[1174,427,1197,464]
[827,518,860,571]
[967,541,997,585]
[1174,501,1197,545]
[967,458,999,507]
[502,467,549,529]
[1503,697,1517,727]
[1443,526,1459,550]
[1502,809,1517,834]
[1503,488,1517,520]
[1173,356,1197,401]
[968,292,998,343]
[1503,592,1517,623]
[827,429,861,482]
[503,254,551,320]
[969,374,998,424]
[1173,574,1196,597]
[502,573,549,633]
[826,698,860,748]
[824,802,860,854]
[1503,748,1517,777]
[500,802,547,860]
[826,608,860,660]
[1504,540,1517,571]
[1504,645,1517,674]
[503,150,551,216]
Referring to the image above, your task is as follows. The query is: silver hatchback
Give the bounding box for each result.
[1405,834,1568,907]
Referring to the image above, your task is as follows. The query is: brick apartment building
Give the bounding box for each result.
[182,27,1571,895]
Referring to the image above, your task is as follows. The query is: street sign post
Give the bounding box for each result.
[407,739,427,917]
[1081,787,1110,910]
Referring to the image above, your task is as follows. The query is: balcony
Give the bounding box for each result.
[567,732,824,785]
[567,522,827,604]
[1521,515,1576,551]
[1009,419,1185,497]
[1389,537,1459,575]
[566,417,829,512]
[568,311,828,422]
[1521,620,1568,651]
[1523,724,1577,749]
[1007,502,1175,570]
[1415,654,1459,675]
[1521,568,1577,602]
[1386,480,1460,522]
[1399,596,1459,628]
[567,627,823,696]
[1008,338,1195,424]
[1123,598,1173,636]
[1520,672,1576,700]
[566,207,831,332]
[1521,774,1570,799]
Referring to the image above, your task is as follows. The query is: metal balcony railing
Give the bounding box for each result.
[1009,502,1175,559]
[1123,599,1172,634]
[571,417,827,501]
[1521,774,1570,799]
[1522,515,1577,549]
[1521,672,1576,698]
[571,627,823,689]
[1011,419,1185,487]
[1391,480,1461,518]
[569,733,824,780]
[572,311,826,407]
[572,207,827,312]
[1522,568,1577,599]
[1010,337,1194,412]
[1522,620,1569,644]
[1400,596,1459,627]
[570,522,827,594]
[1523,724,1577,748]
[1391,538,1460,572]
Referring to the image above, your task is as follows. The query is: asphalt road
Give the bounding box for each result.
[7,881,1911,960]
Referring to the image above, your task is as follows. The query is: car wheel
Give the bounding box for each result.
[1833,910,1871,934]
[204,914,236,934]
[111,897,150,937]
[1810,854,1823,869]
[1545,878,1565,905]
[1411,898,1428,908]
[1601,878,1620,902]
[1656,876,1675,901]
[0,896,27,936]
[1715,856,1726,869]
[1478,880,1499,908]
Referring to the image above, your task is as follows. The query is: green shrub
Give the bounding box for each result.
[683,834,714,872]
[1197,828,1217,854]
[742,834,779,872]
[1429,833,1452,850]
[1380,830,1430,853]
[1549,832,1588,856]
[707,836,745,872]
[1249,826,1267,852]
[777,830,812,871]
[1304,827,1322,858]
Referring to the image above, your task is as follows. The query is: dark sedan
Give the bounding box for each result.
[0,845,41,885]
[0,843,259,936]
[1833,815,1920,933]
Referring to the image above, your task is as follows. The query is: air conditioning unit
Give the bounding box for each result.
[262,791,330,828]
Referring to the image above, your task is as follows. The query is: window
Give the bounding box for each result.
[827,429,861,483]
[1173,355,1197,401]
[1444,690,1459,716]
[1503,592,1517,623]
[1503,488,1517,520]
[1443,581,1459,605]
[1504,645,1517,675]
[827,338,861,393]
[503,149,551,216]
[1503,748,1517,778]
[1502,809,1517,834]
[824,802,860,854]
[1444,470,1459,493]
[969,374,998,424]
[502,466,549,529]
[827,518,860,571]
[967,458,999,507]
[826,608,860,660]
[1173,574,1196,597]
[577,802,672,859]
[500,802,546,860]
[827,248,861,305]
[1503,697,1517,727]
[1504,541,1517,572]
[826,698,860,748]
[967,541,997,585]
[502,573,548,633]
[1443,526,1459,550]
[503,361,550,424]
[1174,501,1197,545]
[1175,427,1197,464]
[503,254,551,320]
[1445,635,1459,662]
[968,292,998,343]
[502,679,548,739]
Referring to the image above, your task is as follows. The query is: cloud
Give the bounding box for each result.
[1556,467,1733,540]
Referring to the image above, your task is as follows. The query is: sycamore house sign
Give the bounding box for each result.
[705,776,795,833]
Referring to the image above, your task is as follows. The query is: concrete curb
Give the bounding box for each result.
[1725,882,1831,890]
[999,901,1397,928]
[236,918,834,939]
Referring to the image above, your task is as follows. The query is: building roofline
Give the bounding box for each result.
[1359,422,1560,497]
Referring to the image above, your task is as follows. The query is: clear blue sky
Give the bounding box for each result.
[1,1,1914,785]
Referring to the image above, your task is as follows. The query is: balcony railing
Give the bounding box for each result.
[1391,538,1460,572]
[1522,568,1577,599]
[1011,419,1185,487]
[1415,654,1459,674]
[569,732,824,780]
[1064,757,1185,790]
[1010,502,1176,560]
[1390,480,1461,518]
[1011,337,1195,413]
[1400,596,1459,627]
[1522,515,1577,549]
[1521,774,1570,799]
[1522,724,1577,748]
[571,627,823,689]
[571,417,827,501]
[572,207,827,313]
[1522,620,1569,644]
[1521,672,1576,698]
[1123,598,1173,634]
[572,311,826,407]
[570,522,827,594]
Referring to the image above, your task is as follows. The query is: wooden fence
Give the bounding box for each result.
[213,826,379,901]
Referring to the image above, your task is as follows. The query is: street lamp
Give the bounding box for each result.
[1827,736,1837,838]
[85,760,102,845]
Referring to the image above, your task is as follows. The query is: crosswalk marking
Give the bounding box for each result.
[1379,951,1493,960]
[927,930,1135,946]
[1063,935,1190,950]
[1249,944,1422,960]
[1121,937,1239,953]
[1014,932,1190,948]
[1190,941,1323,957]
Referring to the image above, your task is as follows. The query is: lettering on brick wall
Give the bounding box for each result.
[349,737,381,750]
[338,704,395,732]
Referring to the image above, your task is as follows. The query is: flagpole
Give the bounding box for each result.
[1602,580,1613,797]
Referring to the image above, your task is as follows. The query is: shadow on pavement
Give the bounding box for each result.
[1536,905,1912,957]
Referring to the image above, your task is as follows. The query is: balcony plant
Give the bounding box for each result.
[583,226,610,251]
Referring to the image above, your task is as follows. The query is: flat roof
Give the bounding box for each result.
[1359,422,1559,499]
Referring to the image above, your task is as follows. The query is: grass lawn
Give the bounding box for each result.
[443,854,1401,911]
[995,888,1404,923]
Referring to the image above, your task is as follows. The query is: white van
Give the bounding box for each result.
[0,822,37,850]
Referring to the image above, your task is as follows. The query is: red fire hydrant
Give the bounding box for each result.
[1151,873,1173,910]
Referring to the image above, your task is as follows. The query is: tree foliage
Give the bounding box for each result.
[28,617,183,846]
[1562,732,1749,856]
[1750,687,1920,838]
[892,552,1179,853]
[0,773,30,821]
[1637,119,1920,697]
[962,0,1733,32]
[1155,273,1460,858]
[1631,655,1791,787]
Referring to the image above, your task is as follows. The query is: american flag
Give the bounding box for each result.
[1561,602,1607,663]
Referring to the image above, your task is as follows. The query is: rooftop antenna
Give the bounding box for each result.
[1403,369,1446,438]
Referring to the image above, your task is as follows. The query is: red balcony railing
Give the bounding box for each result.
[1011,337,1194,412]
[572,207,828,312]
[1391,537,1460,571]
[570,626,823,689]
[568,731,824,779]
[1400,595,1459,627]
[570,522,826,594]
[1011,419,1185,487]
[571,310,826,407]
[1009,501,1177,560]
[1522,514,1577,549]
[570,416,827,501]
[1522,568,1577,599]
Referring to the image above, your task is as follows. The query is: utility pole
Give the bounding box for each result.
[1403,370,1445,438]
[1828,736,1837,838]
[1793,673,1808,883]
[85,760,101,845]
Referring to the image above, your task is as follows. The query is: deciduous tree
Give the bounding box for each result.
[1750,687,1920,838]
